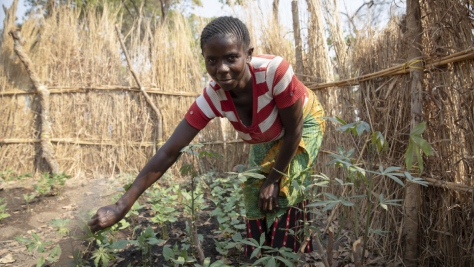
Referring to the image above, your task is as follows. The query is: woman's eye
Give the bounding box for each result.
[207,59,216,64]
[228,56,237,61]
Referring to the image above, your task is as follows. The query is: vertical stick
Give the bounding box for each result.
[272,0,279,22]
[9,28,61,175]
[328,227,334,266]
[115,25,164,153]
[291,0,304,80]
[403,0,423,266]
[352,237,363,267]
[313,232,330,267]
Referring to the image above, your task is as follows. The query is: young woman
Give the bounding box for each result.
[88,16,325,254]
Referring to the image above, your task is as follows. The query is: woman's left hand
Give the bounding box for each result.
[258,178,280,212]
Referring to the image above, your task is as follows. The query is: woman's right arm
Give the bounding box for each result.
[88,119,200,232]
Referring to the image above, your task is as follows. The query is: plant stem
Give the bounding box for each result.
[362,145,375,264]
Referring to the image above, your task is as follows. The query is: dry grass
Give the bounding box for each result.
[1,0,474,265]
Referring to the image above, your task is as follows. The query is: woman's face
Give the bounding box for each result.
[202,35,253,92]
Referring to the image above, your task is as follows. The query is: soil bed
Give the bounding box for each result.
[0,175,384,267]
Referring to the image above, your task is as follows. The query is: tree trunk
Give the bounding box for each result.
[291,0,304,80]
[403,0,423,265]
[272,0,280,22]
[9,28,61,175]
[306,0,333,83]
[323,0,348,79]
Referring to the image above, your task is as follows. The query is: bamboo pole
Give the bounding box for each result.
[403,0,424,265]
[115,25,164,152]
[0,138,246,146]
[0,87,199,96]
[9,28,61,175]
[1,47,472,97]
[306,47,474,91]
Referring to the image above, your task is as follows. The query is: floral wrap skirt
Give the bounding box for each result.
[242,89,325,253]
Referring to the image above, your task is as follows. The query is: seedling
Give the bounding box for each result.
[128,225,164,266]
[49,218,70,236]
[23,193,36,211]
[0,169,14,181]
[0,170,32,181]
[147,185,178,239]
[91,245,115,267]
[0,198,11,223]
[15,232,61,266]
[240,235,299,266]
[162,243,196,266]
[34,172,71,196]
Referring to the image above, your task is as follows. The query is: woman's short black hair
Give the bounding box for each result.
[200,16,251,51]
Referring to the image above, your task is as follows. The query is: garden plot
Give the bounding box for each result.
[0,170,376,267]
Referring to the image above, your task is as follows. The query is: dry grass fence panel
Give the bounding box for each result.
[2,1,474,265]
[419,1,474,265]
[322,1,474,265]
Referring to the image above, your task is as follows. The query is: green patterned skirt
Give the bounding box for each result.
[243,89,325,226]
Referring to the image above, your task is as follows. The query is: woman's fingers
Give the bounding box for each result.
[258,197,277,212]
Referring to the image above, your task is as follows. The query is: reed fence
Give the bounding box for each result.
[1,0,473,265]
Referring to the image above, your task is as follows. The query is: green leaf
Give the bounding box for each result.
[250,247,261,259]
[371,131,387,152]
[162,246,174,261]
[355,121,371,136]
[340,200,354,207]
[415,145,423,172]
[210,260,231,267]
[224,242,237,249]
[241,172,266,179]
[419,139,434,156]
[369,228,390,236]
[266,257,277,267]
[171,256,185,265]
[279,250,299,260]
[323,192,339,200]
[259,234,266,246]
[378,166,405,187]
[46,245,61,262]
[275,255,295,267]
[410,122,426,135]
[232,232,242,242]
[147,238,165,245]
[239,238,259,247]
[36,256,45,267]
[110,239,129,250]
[306,200,337,208]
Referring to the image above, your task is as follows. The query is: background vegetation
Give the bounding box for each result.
[1,0,473,266]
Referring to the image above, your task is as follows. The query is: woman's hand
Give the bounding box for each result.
[87,204,124,232]
[258,178,280,212]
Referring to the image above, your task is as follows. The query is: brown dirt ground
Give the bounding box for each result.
[0,174,387,267]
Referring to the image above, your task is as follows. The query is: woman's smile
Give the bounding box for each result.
[201,35,253,92]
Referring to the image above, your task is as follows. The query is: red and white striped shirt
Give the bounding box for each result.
[185,55,308,144]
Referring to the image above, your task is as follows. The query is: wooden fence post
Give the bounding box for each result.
[9,28,62,175]
[403,0,423,265]
[291,0,304,79]
[114,25,164,153]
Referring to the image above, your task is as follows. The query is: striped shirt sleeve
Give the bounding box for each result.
[267,57,307,108]
[185,87,218,130]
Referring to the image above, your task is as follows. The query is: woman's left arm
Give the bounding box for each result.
[258,98,304,212]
